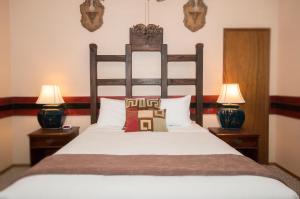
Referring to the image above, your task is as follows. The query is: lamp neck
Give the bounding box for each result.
[42,104,64,109]
[222,103,240,109]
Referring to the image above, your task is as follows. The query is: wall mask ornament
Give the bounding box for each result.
[80,0,104,32]
[183,0,207,32]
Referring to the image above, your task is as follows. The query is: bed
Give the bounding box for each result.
[0,26,298,199]
[0,124,298,199]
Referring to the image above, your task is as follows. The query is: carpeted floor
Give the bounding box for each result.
[0,165,299,196]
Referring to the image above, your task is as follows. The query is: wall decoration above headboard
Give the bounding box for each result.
[80,0,104,32]
[89,27,204,126]
[183,0,207,32]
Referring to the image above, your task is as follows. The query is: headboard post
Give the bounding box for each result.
[161,44,168,98]
[125,44,133,97]
[90,43,98,124]
[196,43,204,126]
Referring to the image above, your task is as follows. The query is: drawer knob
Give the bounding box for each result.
[233,138,243,145]
[45,139,54,145]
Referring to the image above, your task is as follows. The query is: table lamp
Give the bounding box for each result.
[36,85,66,129]
[217,83,245,129]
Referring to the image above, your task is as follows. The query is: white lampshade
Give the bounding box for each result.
[36,85,65,105]
[217,84,245,104]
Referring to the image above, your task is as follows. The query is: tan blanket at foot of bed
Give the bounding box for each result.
[24,154,279,181]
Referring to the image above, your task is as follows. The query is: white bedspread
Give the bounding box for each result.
[0,124,298,199]
[57,124,241,156]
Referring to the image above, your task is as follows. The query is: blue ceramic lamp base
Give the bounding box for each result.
[37,105,66,129]
[217,105,245,129]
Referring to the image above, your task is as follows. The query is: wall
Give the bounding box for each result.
[0,118,12,171]
[8,0,280,164]
[0,0,13,171]
[271,0,300,176]
[277,0,300,96]
[0,0,11,97]
[273,116,300,176]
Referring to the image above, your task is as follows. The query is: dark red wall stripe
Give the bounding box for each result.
[1,96,219,104]
[0,97,12,105]
[270,108,300,119]
[11,97,38,104]
[270,96,300,104]
[0,96,219,118]
[270,96,300,119]
[0,110,14,119]
[1,95,299,119]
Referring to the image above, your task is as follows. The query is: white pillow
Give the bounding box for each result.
[160,95,192,127]
[97,98,125,128]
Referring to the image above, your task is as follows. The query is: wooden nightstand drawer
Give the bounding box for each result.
[30,136,74,148]
[208,127,259,162]
[221,136,258,149]
[29,127,79,165]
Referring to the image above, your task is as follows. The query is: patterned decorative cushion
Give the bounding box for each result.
[125,98,160,110]
[125,109,168,132]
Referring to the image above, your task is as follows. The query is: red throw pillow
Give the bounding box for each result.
[125,109,168,132]
[123,98,161,130]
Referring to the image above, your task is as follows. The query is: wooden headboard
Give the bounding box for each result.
[89,25,204,126]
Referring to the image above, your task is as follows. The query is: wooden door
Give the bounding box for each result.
[223,29,270,163]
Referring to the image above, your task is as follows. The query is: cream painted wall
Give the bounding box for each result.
[268,115,277,162]
[0,0,12,171]
[0,0,11,97]
[272,116,300,176]
[278,0,300,96]
[9,0,279,96]
[0,118,12,171]
[270,0,300,175]
[8,0,280,164]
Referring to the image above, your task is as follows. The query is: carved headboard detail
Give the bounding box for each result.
[130,24,163,50]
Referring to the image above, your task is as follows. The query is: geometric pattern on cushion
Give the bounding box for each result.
[125,109,167,132]
[125,98,160,110]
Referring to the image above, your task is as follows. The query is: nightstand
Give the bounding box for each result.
[208,127,259,162]
[28,127,79,166]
